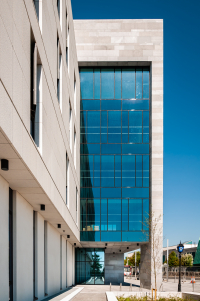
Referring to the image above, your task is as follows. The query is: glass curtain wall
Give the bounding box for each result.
[75,248,105,284]
[80,67,150,242]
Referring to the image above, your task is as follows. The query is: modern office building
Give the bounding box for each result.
[0,0,163,300]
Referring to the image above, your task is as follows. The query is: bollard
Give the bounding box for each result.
[192,281,194,292]
[110,283,111,291]
[120,283,122,291]
[129,283,132,291]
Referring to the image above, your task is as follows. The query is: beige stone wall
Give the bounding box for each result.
[74,19,163,289]
[0,0,80,240]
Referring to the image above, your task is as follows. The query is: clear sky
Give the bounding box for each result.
[71,0,200,247]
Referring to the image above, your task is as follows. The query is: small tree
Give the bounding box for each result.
[181,253,193,266]
[124,257,128,265]
[128,251,141,267]
[142,212,163,291]
[168,251,179,267]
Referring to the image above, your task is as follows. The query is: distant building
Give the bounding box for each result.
[163,241,197,263]
[193,240,200,266]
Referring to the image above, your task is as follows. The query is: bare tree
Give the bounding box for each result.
[142,211,163,291]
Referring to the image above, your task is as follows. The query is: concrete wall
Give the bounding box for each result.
[0,176,9,301]
[105,253,124,285]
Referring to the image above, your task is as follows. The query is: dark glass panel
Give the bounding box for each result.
[136,155,142,187]
[136,68,142,99]
[101,144,121,154]
[143,68,149,99]
[101,111,107,143]
[129,111,142,143]
[143,156,149,187]
[122,144,149,154]
[94,156,100,187]
[80,231,100,242]
[81,188,100,198]
[122,111,128,143]
[108,199,121,231]
[80,68,93,99]
[122,155,135,187]
[76,248,85,261]
[94,69,100,99]
[101,155,114,187]
[101,231,121,242]
[122,188,149,198]
[87,199,100,231]
[101,99,121,110]
[80,199,86,215]
[76,261,86,284]
[81,99,100,111]
[122,68,135,99]
[143,111,149,143]
[115,155,121,187]
[80,214,87,231]
[101,69,114,99]
[122,199,128,230]
[101,199,107,231]
[80,155,93,187]
[122,232,147,242]
[85,248,94,261]
[115,68,121,99]
[81,144,100,155]
[122,99,149,110]
[87,112,100,143]
[101,188,121,198]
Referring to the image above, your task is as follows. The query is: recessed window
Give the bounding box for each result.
[76,187,78,223]
[74,72,76,114]
[66,17,69,72]
[30,33,42,152]
[57,37,62,109]
[66,153,69,205]
[74,127,76,168]
[69,101,72,151]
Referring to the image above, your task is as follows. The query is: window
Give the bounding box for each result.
[57,37,62,109]
[66,153,69,205]
[76,187,78,223]
[74,128,76,168]
[74,72,76,114]
[80,67,150,242]
[33,0,42,29]
[69,101,72,151]
[66,10,69,69]
[31,36,42,151]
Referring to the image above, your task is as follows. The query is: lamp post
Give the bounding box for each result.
[177,241,184,292]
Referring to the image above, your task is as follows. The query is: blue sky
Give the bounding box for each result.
[72,0,200,247]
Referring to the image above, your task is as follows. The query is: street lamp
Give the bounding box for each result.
[177,241,184,292]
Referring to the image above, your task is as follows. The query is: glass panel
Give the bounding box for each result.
[143,68,149,98]
[101,69,114,99]
[122,232,146,242]
[86,261,95,284]
[101,232,121,242]
[136,155,142,187]
[115,68,121,99]
[143,199,149,231]
[101,144,121,154]
[122,111,128,143]
[76,261,86,284]
[81,144,100,155]
[101,199,107,231]
[108,111,121,143]
[94,249,105,261]
[101,155,114,187]
[80,155,93,187]
[143,156,149,187]
[85,248,94,261]
[143,111,149,143]
[101,111,107,143]
[101,99,121,110]
[80,231,100,241]
[108,199,121,231]
[76,248,85,261]
[122,155,135,187]
[115,155,121,187]
[122,99,149,110]
[101,188,121,198]
[94,69,100,99]
[129,111,142,143]
[122,188,149,198]
[129,199,142,231]
[122,199,128,230]
[81,188,100,198]
[87,199,100,231]
[94,156,100,187]
[87,112,100,143]
[81,99,100,111]
[122,144,149,154]
[81,214,86,231]
[80,68,93,99]
[136,69,142,99]
[122,68,135,99]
